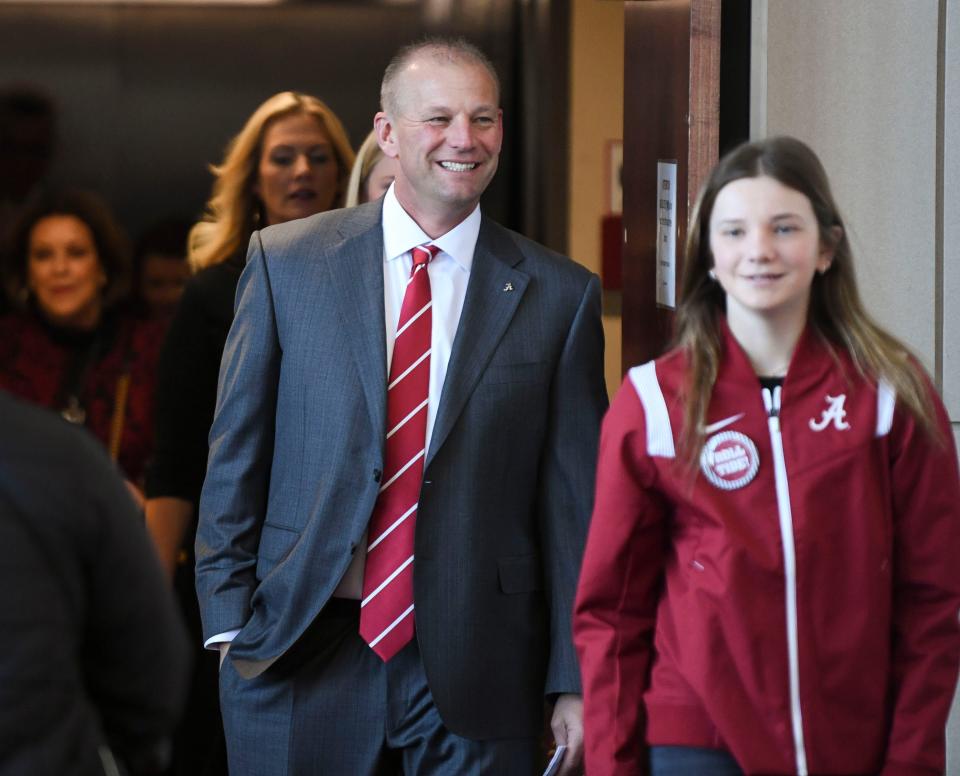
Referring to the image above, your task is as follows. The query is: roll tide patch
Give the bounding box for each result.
[700,430,759,490]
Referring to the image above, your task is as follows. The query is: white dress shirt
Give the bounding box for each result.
[208,185,479,647]
[380,183,478,450]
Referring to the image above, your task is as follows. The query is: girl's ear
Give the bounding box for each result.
[818,225,843,273]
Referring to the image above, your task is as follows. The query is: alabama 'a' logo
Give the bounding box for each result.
[700,431,760,490]
[809,394,851,432]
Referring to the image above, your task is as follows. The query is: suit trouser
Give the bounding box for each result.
[219,599,541,775]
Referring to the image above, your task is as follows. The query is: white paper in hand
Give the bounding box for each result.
[542,744,567,776]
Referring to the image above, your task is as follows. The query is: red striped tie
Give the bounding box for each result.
[359,244,439,661]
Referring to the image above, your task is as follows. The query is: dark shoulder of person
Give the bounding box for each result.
[161,251,244,365]
[0,385,105,485]
[186,251,245,331]
[0,311,33,367]
[112,302,167,360]
[0,390,189,775]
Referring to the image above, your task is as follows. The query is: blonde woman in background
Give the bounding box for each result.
[144,91,354,776]
[344,129,400,207]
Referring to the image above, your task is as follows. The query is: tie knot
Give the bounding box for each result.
[411,244,440,269]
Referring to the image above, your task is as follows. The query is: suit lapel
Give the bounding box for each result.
[324,206,388,446]
[427,219,528,466]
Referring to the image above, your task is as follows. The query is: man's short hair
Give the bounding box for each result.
[380,37,501,116]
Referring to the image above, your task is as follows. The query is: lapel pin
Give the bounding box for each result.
[503,282,514,292]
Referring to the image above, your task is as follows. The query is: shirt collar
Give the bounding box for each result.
[381,182,479,272]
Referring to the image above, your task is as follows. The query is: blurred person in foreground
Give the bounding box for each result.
[196,38,605,775]
[0,190,164,496]
[0,389,189,776]
[143,91,354,776]
[345,128,401,207]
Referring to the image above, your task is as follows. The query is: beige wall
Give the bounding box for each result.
[753,0,960,765]
[754,0,940,371]
[943,0,960,419]
[569,0,624,398]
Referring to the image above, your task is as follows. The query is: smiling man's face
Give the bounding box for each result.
[376,54,502,237]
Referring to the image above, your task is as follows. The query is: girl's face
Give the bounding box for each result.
[254,112,340,226]
[708,175,833,327]
[27,214,106,330]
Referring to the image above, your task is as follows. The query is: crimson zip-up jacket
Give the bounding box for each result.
[574,322,960,776]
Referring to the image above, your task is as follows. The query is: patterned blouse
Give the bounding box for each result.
[0,309,165,486]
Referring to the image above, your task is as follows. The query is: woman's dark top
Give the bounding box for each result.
[0,307,164,485]
[145,251,244,505]
[144,252,242,776]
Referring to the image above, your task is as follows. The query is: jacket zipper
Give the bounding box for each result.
[762,385,808,776]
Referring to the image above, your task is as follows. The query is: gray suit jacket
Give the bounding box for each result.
[195,200,607,739]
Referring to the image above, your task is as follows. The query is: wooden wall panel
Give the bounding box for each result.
[689,0,721,210]
[621,0,720,373]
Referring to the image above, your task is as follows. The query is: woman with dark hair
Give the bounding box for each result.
[0,189,163,491]
[143,91,354,776]
[574,136,960,775]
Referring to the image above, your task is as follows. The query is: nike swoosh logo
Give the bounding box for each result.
[704,412,745,435]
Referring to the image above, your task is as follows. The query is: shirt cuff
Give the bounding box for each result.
[204,629,240,650]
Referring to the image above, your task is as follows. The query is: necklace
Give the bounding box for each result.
[61,395,86,425]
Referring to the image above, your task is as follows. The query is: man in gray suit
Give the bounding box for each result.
[196,37,606,775]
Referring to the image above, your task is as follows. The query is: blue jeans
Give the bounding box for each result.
[649,746,743,775]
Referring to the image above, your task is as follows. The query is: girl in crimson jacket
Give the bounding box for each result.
[574,136,960,776]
